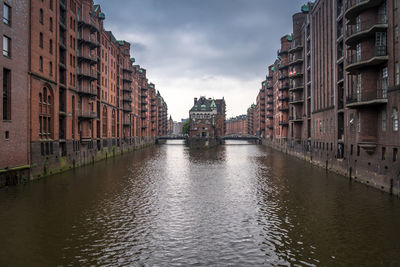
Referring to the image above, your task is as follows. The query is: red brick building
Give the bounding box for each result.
[0,0,168,185]
[250,0,400,194]
[226,115,247,135]
[189,96,225,138]
[0,0,30,185]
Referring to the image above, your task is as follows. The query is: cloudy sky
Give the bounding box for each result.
[96,0,306,120]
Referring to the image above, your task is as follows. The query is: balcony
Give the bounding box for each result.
[345,20,388,46]
[289,116,304,123]
[346,88,387,108]
[266,75,273,80]
[289,85,304,91]
[267,92,273,97]
[278,75,288,81]
[76,85,97,96]
[77,33,99,48]
[123,106,132,112]
[78,17,99,33]
[123,67,133,73]
[289,70,304,79]
[141,94,148,98]
[278,106,289,112]
[279,120,289,126]
[288,40,303,53]
[77,50,97,64]
[78,110,97,120]
[289,57,304,66]
[267,99,273,104]
[277,48,289,56]
[122,76,133,83]
[267,107,273,111]
[345,0,385,20]
[346,46,388,73]
[278,95,289,101]
[122,87,132,93]
[279,83,290,91]
[279,63,289,70]
[77,69,97,81]
[123,95,132,102]
[289,96,304,104]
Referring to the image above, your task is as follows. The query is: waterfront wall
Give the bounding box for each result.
[263,139,400,196]
[0,137,155,188]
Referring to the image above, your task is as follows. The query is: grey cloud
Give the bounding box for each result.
[96,0,306,118]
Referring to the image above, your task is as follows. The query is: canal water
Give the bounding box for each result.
[0,140,399,266]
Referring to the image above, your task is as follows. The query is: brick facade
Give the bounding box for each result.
[0,0,168,185]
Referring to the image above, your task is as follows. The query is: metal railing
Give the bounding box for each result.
[346,88,387,104]
[346,19,388,37]
[347,45,387,65]
[78,110,97,118]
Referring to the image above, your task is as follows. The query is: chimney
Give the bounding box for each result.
[194,97,198,105]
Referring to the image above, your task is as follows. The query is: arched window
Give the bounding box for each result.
[39,86,53,138]
[102,106,108,137]
[393,108,399,132]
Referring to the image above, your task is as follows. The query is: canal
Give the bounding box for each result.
[0,140,399,266]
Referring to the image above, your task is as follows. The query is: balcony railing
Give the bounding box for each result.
[289,116,304,122]
[345,0,385,20]
[289,39,303,53]
[77,33,100,48]
[346,88,387,108]
[346,19,388,45]
[77,69,97,80]
[77,85,97,96]
[78,16,99,32]
[346,46,388,71]
[77,50,97,63]
[289,96,304,103]
[78,110,97,119]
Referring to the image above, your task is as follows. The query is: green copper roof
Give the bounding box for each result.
[271,67,275,71]
[99,12,105,20]
[118,40,124,46]
[130,58,135,63]
[201,104,206,109]
[210,100,216,108]
[286,34,292,41]
[262,82,266,86]
[278,55,282,60]
[139,69,143,73]
[301,4,310,13]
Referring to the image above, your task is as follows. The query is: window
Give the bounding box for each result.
[49,17,53,32]
[396,62,399,86]
[3,68,11,120]
[395,26,399,42]
[50,0,53,10]
[382,110,386,132]
[3,35,10,57]
[49,39,53,54]
[394,148,398,162]
[49,62,53,76]
[39,56,43,71]
[39,9,43,24]
[3,3,10,25]
[356,112,361,132]
[356,74,362,101]
[39,33,43,48]
[382,67,388,98]
[393,108,399,131]
[382,147,386,160]
[39,87,52,138]
[356,43,361,62]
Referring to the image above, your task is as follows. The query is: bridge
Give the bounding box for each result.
[157,135,188,140]
[221,134,261,141]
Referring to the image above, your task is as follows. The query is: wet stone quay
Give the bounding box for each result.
[0,140,400,266]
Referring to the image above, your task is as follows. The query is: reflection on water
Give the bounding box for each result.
[0,140,399,266]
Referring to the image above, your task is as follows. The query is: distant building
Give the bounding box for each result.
[226,115,247,135]
[189,96,225,138]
